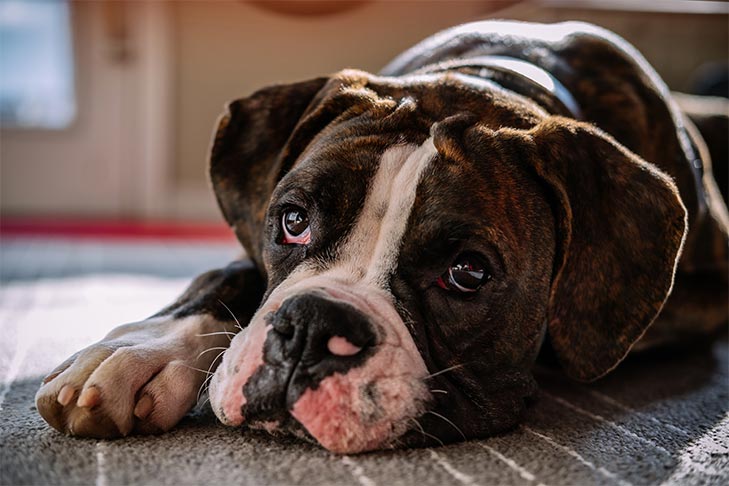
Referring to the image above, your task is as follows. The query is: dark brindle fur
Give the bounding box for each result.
[36,21,727,453]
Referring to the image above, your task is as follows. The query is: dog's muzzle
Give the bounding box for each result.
[208,276,430,453]
[241,292,378,424]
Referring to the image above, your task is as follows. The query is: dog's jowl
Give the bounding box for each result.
[36,20,728,453]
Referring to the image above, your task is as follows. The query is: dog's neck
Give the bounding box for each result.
[413,55,583,120]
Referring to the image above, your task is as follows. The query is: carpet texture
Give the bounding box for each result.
[1,238,727,486]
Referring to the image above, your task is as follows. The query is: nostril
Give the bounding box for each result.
[326,336,363,357]
[270,315,294,338]
[274,293,375,363]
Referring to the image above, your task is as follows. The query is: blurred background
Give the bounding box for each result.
[0,0,727,231]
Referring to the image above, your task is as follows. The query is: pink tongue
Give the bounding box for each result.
[327,336,362,356]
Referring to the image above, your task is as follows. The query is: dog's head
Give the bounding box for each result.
[207,70,687,453]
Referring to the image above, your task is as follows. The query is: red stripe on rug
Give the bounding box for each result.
[0,218,238,242]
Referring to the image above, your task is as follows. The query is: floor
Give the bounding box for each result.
[1,237,727,485]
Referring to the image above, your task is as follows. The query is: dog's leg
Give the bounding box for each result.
[35,259,265,438]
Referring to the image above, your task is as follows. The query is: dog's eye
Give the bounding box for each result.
[281,207,311,245]
[436,253,491,292]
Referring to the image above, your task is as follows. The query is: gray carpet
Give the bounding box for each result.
[1,237,727,486]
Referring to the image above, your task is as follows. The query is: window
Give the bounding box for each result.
[0,0,76,129]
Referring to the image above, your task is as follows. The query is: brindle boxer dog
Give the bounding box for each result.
[36,20,728,453]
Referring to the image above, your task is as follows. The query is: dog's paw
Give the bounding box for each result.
[35,315,228,438]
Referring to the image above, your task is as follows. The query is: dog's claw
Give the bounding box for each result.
[134,394,154,419]
[57,385,75,406]
[77,386,101,408]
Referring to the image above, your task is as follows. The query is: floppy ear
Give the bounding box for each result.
[209,71,400,267]
[522,117,688,381]
[208,77,329,265]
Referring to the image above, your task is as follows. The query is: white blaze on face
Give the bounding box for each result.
[209,137,437,453]
[336,138,437,287]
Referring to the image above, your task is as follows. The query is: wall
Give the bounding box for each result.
[171,0,493,191]
[1,1,726,220]
[172,0,728,216]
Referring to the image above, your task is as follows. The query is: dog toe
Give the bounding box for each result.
[37,347,207,438]
[35,385,68,434]
[132,361,202,434]
[37,316,230,438]
[42,352,79,385]
[56,384,76,406]
[76,386,101,408]
[133,394,154,420]
[66,405,123,439]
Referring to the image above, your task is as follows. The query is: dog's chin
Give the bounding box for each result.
[212,370,429,454]
[290,369,430,454]
[245,409,411,454]
[209,339,430,453]
[211,392,426,454]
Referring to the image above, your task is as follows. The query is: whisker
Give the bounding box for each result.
[388,436,404,449]
[430,389,449,395]
[196,348,228,404]
[197,373,215,405]
[180,364,214,376]
[394,301,418,336]
[196,346,229,361]
[209,348,227,369]
[196,331,236,338]
[424,363,465,380]
[426,410,466,440]
[218,299,244,332]
[411,418,444,447]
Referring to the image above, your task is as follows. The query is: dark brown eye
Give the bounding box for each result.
[282,207,311,244]
[437,253,491,292]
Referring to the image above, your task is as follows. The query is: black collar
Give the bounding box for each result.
[417,55,583,120]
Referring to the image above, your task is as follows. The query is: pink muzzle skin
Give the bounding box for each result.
[208,321,269,426]
[290,342,430,453]
[208,277,431,453]
[327,336,362,356]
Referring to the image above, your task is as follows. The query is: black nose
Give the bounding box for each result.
[241,292,377,425]
[267,292,376,370]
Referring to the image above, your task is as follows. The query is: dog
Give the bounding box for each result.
[36,20,728,454]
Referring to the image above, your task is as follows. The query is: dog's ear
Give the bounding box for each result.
[208,77,329,266]
[434,115,688,382]
[209,71,400,267]
[523,117,687,381]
